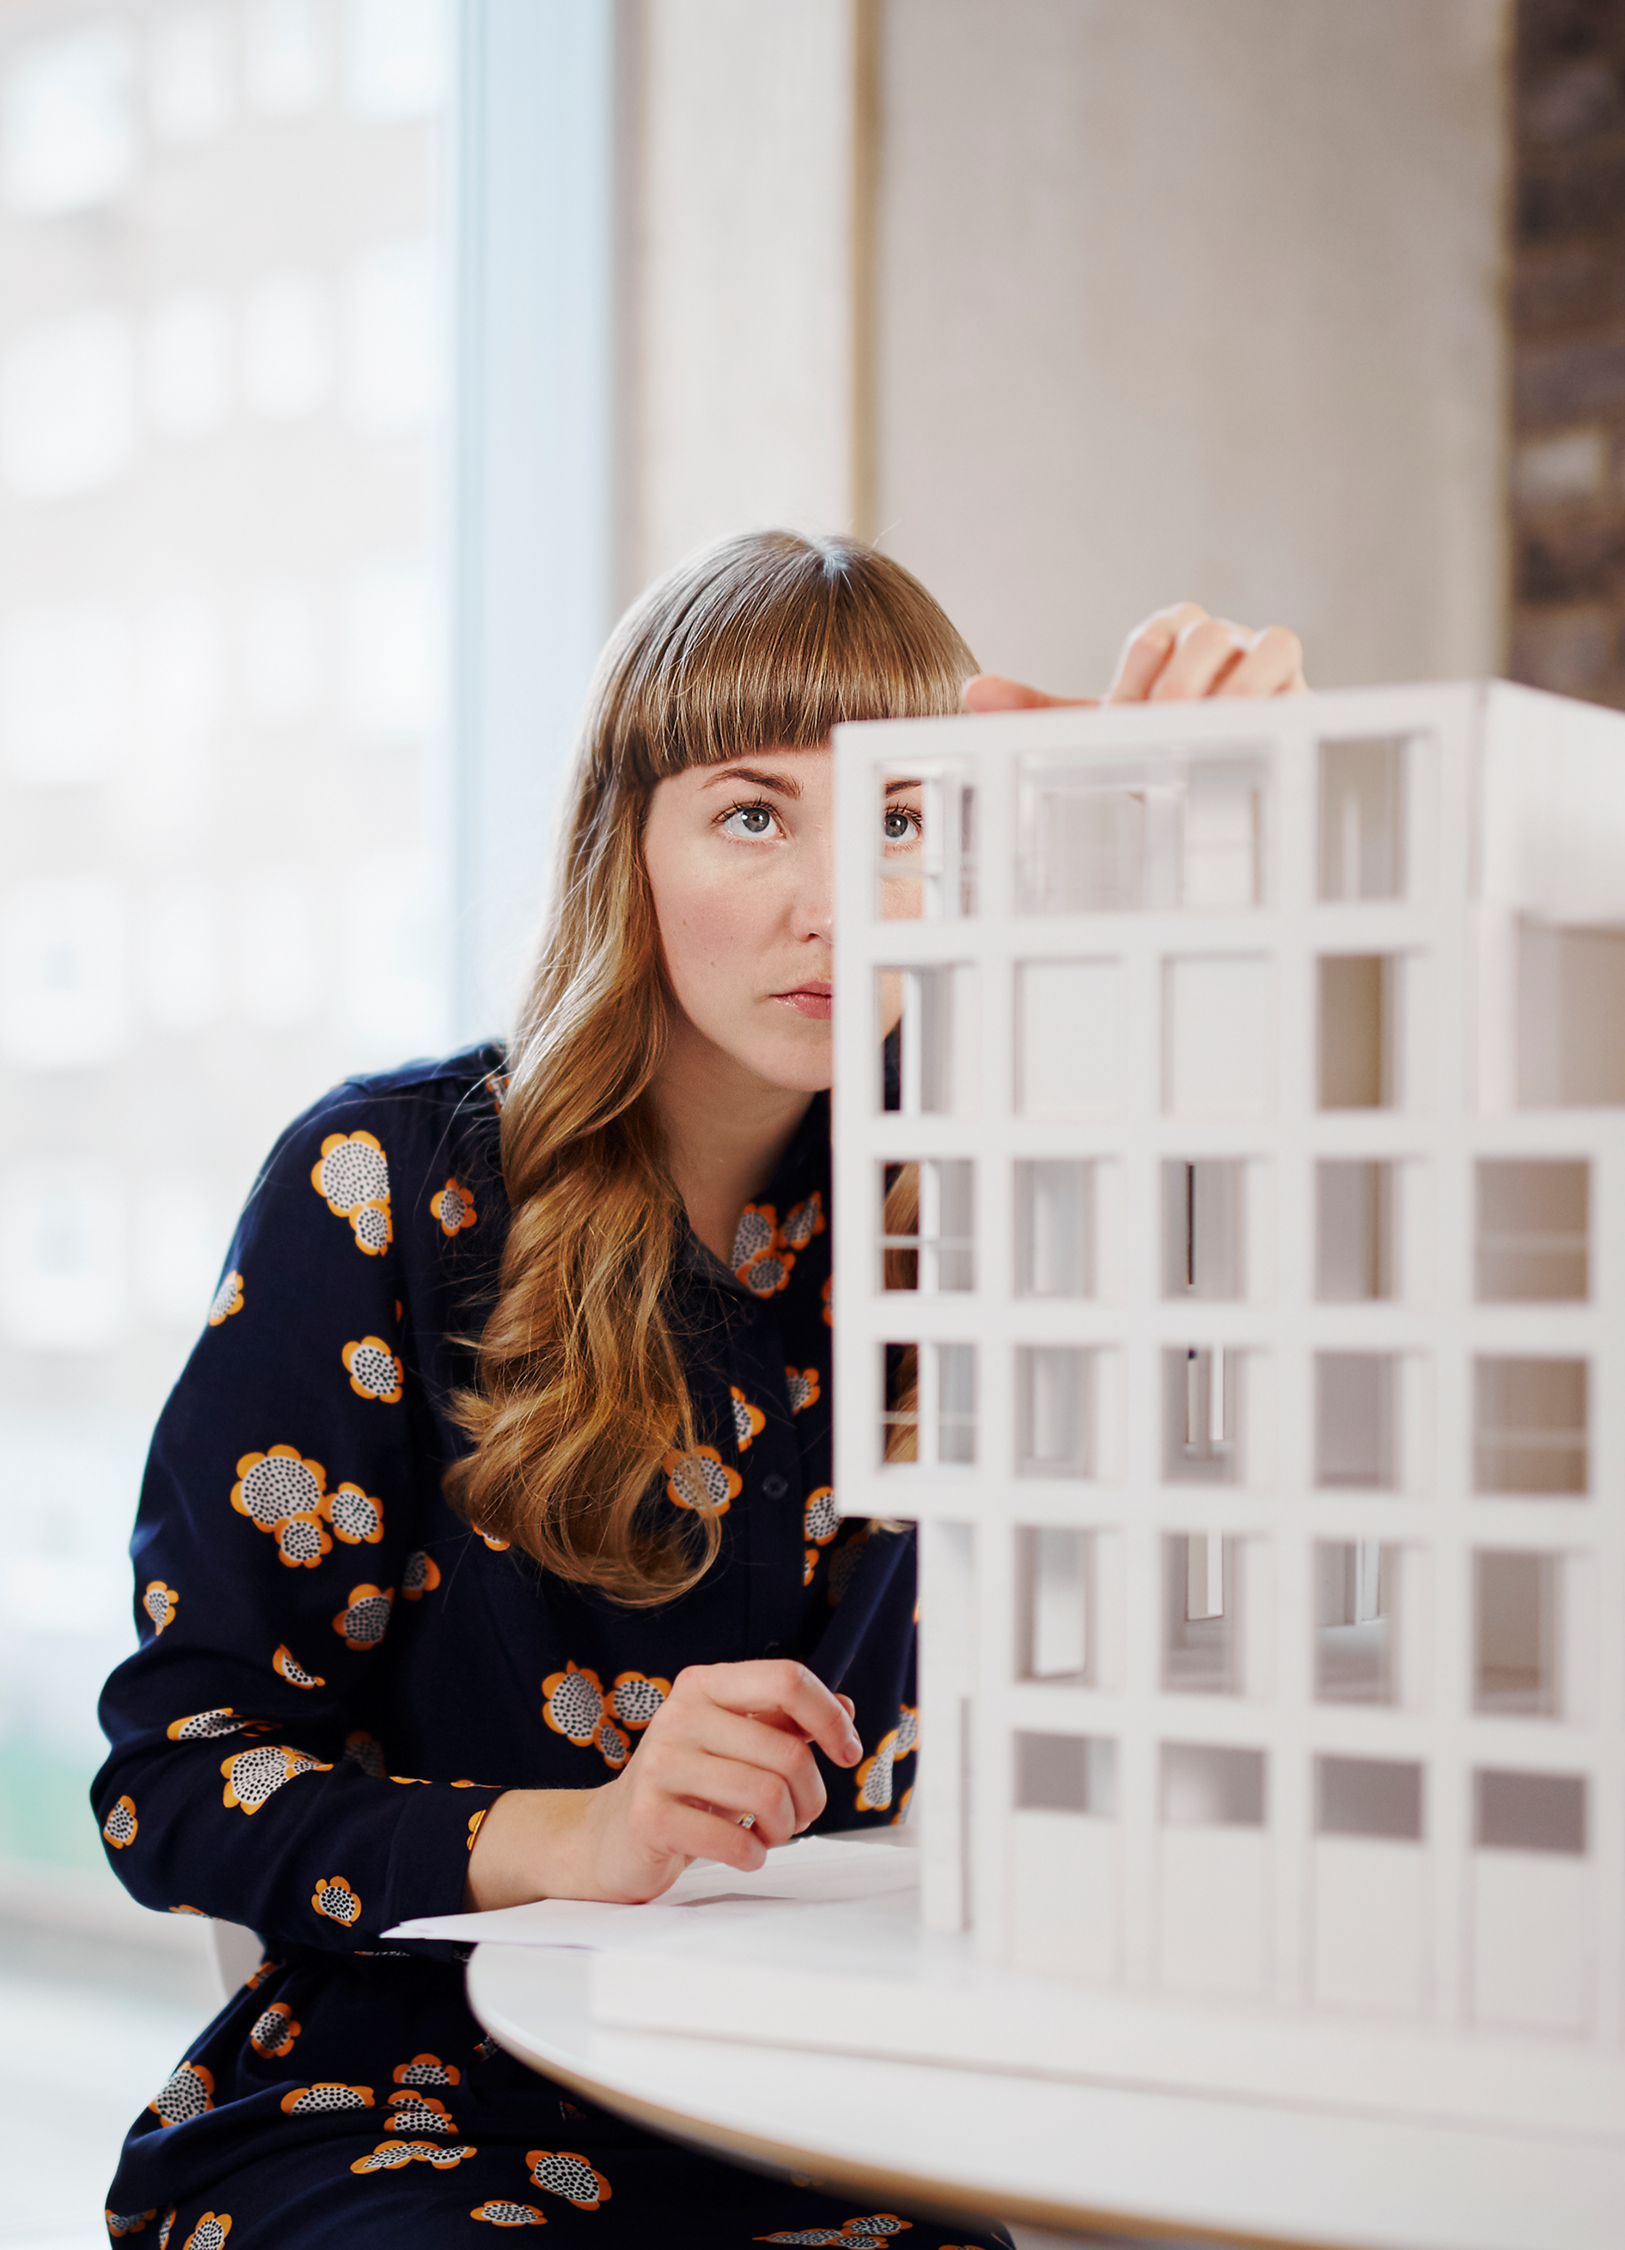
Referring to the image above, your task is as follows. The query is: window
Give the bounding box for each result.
[0,0,449,1909]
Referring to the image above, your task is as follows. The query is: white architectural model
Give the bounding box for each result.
[830,680,1625,2135]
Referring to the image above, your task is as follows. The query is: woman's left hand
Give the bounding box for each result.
[963,600,1307,713]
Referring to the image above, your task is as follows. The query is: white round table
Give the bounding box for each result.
[467,1921,1625,2250]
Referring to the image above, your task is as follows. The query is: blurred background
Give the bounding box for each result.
[0,0,1616,2237]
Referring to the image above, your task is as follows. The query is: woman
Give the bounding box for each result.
[95,531,1304,2247]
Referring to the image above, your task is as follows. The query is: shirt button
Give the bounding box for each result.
[761,1473,789,1499]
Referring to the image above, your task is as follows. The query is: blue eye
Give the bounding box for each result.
[722,802,775,838]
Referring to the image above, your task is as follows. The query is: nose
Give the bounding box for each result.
[793,830,835,946]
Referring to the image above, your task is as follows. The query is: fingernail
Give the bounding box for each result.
[844,1729,863,1764]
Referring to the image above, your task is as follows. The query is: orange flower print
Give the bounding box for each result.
[248,2001,300,2058]
[467,1809,487,1852]
[182,2216,231,2250]
[731,1200,797,1297]
[730,1203,777,1272]
[485,1069,510,1111]
[541,1663,633,1772]
[310,1130,393,1255]
[102,1795,138,1849]
[243,1957,279,1988]
[804,1486,839,1546]
[166,1709,267,1743]
[393,2054,460,2088]
[525,2151,612,2210]
[332,1583,394,1650]
[785,1366,821,1415]
[351,2140,475,2172]
[664,1445,741,1517]
[854,1706,919,1815]
[596,1719,630,1770]
[822,1273,833,1327]
[276,1513,333,1570]
[344,1731,388,1780]
[220,1743,332,1814]
[158,2212,175,2250]
[386,2091,456,2133]
[272,1645,325,1690]
[751,2223,904,2241]
[401,1549,441,1600]
[207,1270,244,1327]
[231,1445,327,1542]
[480,1532,511,1552]
[106,2211,157,2238]
[780,1191,825,1250]
[608,1671,669,1732]
[471,2203,544,2226]
[311,1874,362,1926]
[149,2060,213,2127]
[280,2083,375,2116]
[343,1337,404,1405]
[731,1386,766,1452]
[351,1201,392,1254]
[755,2222,911,2246]
[328,1482,385,1546]
[430,1176,477,1237]
[144,1581,179,1635]
[542,1661,607,1747]
[168,1905,208,1916]
[741,1245,794,1296]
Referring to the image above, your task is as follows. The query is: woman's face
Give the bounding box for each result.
[642,746,922,1095]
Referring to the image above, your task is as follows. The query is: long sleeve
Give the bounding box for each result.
[93,1078,505,1952]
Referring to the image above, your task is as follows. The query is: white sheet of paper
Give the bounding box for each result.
[383,1833,918,1948]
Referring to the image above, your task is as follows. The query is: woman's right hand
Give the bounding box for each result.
[464,1659,864,1910]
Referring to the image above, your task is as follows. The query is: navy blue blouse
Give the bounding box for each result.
[93,1044,920,2228]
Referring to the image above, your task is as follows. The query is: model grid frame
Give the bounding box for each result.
[831,679,1625,2134]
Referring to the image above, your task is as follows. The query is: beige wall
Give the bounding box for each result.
[875,0,1510,692]
[627,0,859,595]
[627,0,1509,694]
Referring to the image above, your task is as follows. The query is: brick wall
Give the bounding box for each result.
[1513,0,1625,707]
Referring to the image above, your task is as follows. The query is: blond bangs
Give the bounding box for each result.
[600,529,976,788]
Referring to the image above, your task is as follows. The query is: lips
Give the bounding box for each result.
[773,986,833,1021]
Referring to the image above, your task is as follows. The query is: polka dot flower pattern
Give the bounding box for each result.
[429,1176,477,1237]
[309,1130,392,1255]
[525,2150,612,2210]
[342,1336,403,1404]
[663,1444,741,1517]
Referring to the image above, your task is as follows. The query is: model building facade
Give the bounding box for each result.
[832,681,1625,2125]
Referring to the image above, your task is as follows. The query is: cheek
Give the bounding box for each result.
[652,857,771,1011]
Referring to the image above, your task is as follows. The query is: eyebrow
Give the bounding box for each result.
[699,765,924,799]
[701,764,803,798]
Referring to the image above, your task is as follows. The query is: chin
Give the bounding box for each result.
[745,1027,835,1097]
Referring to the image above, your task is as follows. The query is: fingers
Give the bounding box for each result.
[1148,615,1257,702]
[1212,622,1307,698]
[689,1706,828,1834]
[1104,602,1213,702]
[961,674,1096,714]
[652,1797,771,1875]
[655,1744,805,1848]
[675,1660,863,1769]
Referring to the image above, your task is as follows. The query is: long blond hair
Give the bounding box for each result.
[445,530,974,1604]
